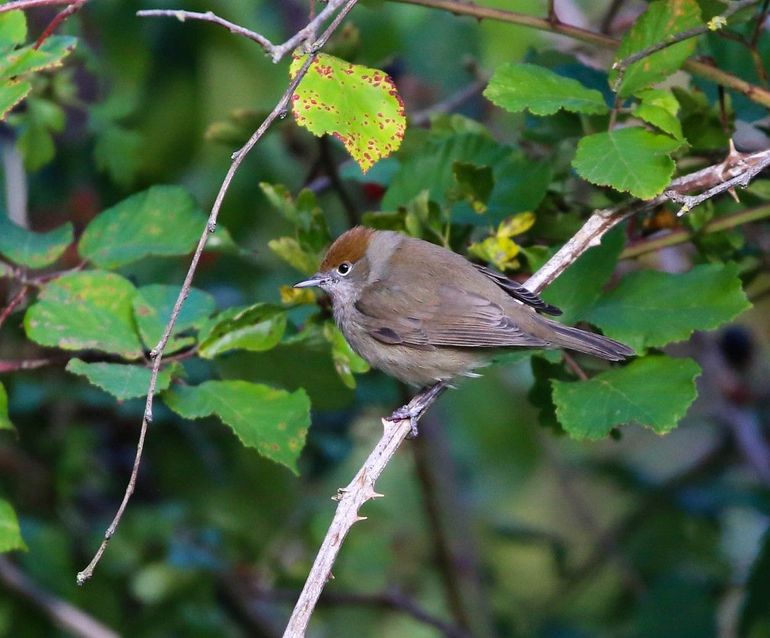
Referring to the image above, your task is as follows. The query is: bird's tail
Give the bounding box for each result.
[542,319,635,361]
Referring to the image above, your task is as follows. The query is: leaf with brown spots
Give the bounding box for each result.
[163,380,310,474]
[290,53,406,174]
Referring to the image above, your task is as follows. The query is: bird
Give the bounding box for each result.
[295,226,634,429]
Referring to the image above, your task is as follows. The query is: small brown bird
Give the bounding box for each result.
[295,227,633,422]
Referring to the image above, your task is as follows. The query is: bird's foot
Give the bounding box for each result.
[386,380,450,439]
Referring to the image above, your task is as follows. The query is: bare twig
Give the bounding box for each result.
[138,0,353,63]
[33,0,85,49]
[750,0,770,47]
[0,557,119,638]
[389,0,770,109]
[0,0,78,14]
[76,0,360,587]
[0,357,60,373]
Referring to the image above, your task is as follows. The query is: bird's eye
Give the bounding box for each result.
[337,262,352,276]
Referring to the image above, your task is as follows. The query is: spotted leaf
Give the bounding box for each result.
[290,53,406,174]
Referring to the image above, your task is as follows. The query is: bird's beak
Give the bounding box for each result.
[293,274,325,289]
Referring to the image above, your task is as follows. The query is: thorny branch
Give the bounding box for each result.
[75,0,360,586]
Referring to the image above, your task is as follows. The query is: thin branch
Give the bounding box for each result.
[600,0,626,34]
[0,285,29,330]
[620,203,770,259]
[138,0,353,63]
[76,0,360,587]
[412,411,495,637]
[0,558,119,638]
[0,0,77,14]
[33,0,85,49]
[610,0,759,93]
[0,357,60,373]
[389,0,770,109]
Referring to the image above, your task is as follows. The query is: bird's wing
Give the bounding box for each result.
[354,280,549,349]
[472,264,562,316]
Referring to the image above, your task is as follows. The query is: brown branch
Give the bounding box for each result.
[0,557,119,638]
[388,0,770,109]
[412,412,495,637]
[0,0,77,14]
[33,0,85,49]
[0,285,29,330]
[0,357,60,373]
[750,0,770,47]
[75,0,360,587]
[620,202,770,259]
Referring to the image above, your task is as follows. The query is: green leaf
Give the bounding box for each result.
[0,498,26,553]
[24,271,143,359]
[584,263,751,352]
[290,53,406,174]
[268,236,320,275]
[0,11,27,49]
[0,80,30,121]
[552,355,701,439]
[163,380,310,473]
[11,97,66,170]
[610,0,703,97]
[572,128,682,199]
[78,185,206,268]
[633,88,684,140]
[324,322,370,389]
[133,284,216,352]
[94,125,143,188]
[0,383,13,432]
[540,226,625,324]
[0,215,72,268]
[66,359,179,401]
[198,303,287,359]
[484,63,609,116]
[382,132,508,210]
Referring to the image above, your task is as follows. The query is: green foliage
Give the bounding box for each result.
[484,62,609,115]
[78,186,206,269]
[198,303,287,359]
[133,285,216,352]
[163,380,310,474]
[572,128,683,198]
[552,356,702,438]
[0,499,26,553]
[0,216,72,268]
[0,11,76,122]
[0,383,13,432]
[24,271,144,359]
[324,322,370,389]
[290,53,406,173]
[610,0,703,97]
[65,359,179,401]
[585,263,751,352]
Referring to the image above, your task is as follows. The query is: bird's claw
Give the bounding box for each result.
[388,405,420,438]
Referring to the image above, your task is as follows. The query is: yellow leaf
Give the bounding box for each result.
[497,212,535,238]
[279,285,315,305]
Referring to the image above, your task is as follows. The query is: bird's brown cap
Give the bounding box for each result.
[319,226,374,271]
